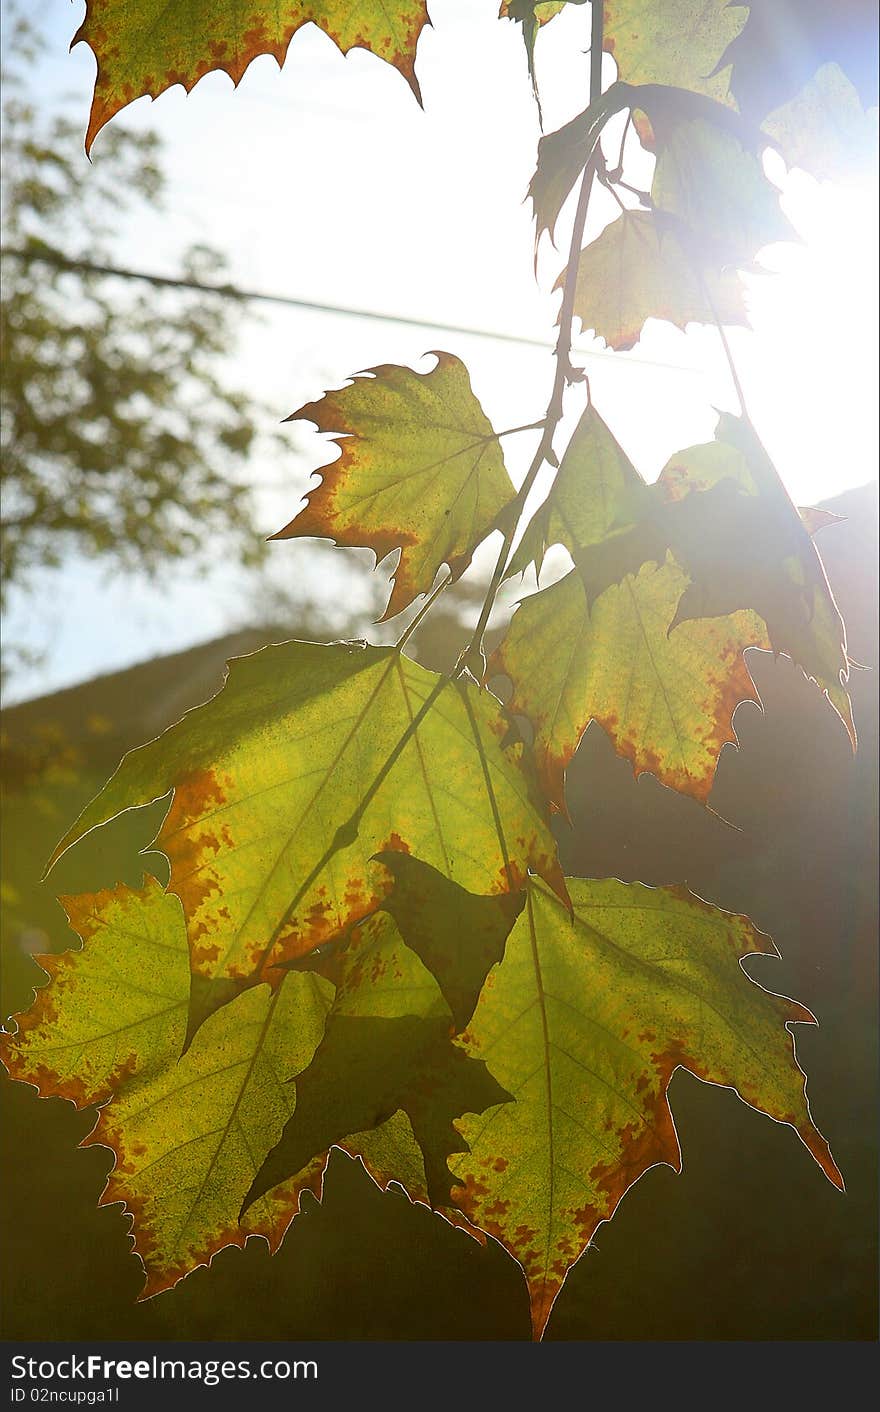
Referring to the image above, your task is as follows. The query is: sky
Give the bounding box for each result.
[2,0,878,703]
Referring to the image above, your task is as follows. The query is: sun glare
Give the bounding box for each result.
[740,168,879,505]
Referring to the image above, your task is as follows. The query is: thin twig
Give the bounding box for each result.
[695,258,750,419]
[395,569,453,650]
[455,2,607,681]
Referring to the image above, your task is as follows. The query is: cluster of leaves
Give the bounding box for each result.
[1,0,870,1339]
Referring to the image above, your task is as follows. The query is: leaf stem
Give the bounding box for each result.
[456,0,606,680]
[700,268,750,420]
[395,568,454,650]
[496,418,548,438]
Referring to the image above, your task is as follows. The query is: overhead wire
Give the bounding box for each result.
[1,245,701,374]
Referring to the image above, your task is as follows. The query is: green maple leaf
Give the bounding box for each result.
[720,0,878,179]
[496,406,853,810]
[500,1,580,107]
[529,81,787,269]
[0,876,432,1297]
[654,414,855,743]
[272,354,516,622]
[75,0,431,152]
[492,559,768,811]
[448,876,843,1339]
[506,402,645,582]
[0,877,332,1295]
[552,411,854,748]
[558,208,749,351]
[529,84,629,248]
[47,641,566,1042]
[373,850,525,1031]
[648,111,795,268]
[245,909,512,1213]
[603,0,747,104]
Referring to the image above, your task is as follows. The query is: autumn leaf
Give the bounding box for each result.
[493,559,768,811]
[75,0,431,153]
[0,876,438,1297]
[720,0,878,179]
[374,850,525,1031]
[0,878,189,1106]
[603,0,747,104]
[557,412,854,746]
[655,415,855,743]
[500,1,571,105]
[559,208,749,351]
[529,81,786,269]
[798,505,846,537]
[47,641,565,1042]
[246,909,511,1213]
[272,354,516,622]
[506,402,645,580]
[498,405,853,810]
[649,112,795,268]
[529,84,629,248]
[760,64,878,182]
[449,876,843,1339]
[0,877,333,1295]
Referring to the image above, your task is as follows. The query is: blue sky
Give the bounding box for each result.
[3,0,878,702]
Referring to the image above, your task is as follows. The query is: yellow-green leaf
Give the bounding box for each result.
[0,878,187,1105]
[374,850,525,1031]
[1,877,440,1295]
[562,412,854,748]
[47,642,565,1040]
[0,877,335,1296]
[500,1,581,106]
[75,0,430,152]
[651,114,795,267]
[272,354,516,621]
[761,63,878,181]
[507,402,644,581]
[529,85,629,248]
[560,208,749,351]
[603,0,747,103]
[492,559,768,811]
[246,909,511,1212]
[721,1,878,179]
[657,415,855,744]
[449,876,843,1338]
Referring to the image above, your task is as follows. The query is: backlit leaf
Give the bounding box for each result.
[0,877,335,1296]
[529,84,629,247]
[506,402,644,580]
[603,0,747,103]
[566,413,854,746]
[559,208,749,351]
[374,850,525,1031]
[0,878,187,1106]
[650,114,795,267]
[720,0,878,178]
[272,354,516,621]
[75,0,430,152]
[449,876,843,1338]
[47,642,565,1041]
[246,909,512,1212]
[530,81,784,269]
[761,63,878,181]
[492,559,768,810]
[500,1,571,105]
[657,415,855,743]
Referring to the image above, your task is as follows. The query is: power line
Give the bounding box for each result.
[1,244,700,374]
